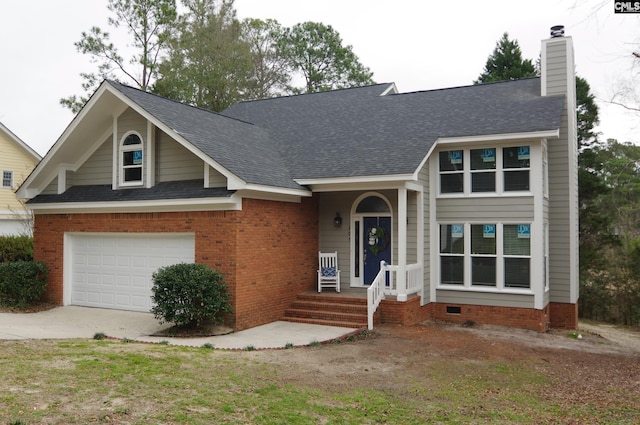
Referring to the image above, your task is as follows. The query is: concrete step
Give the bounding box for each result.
[282,316,367,329]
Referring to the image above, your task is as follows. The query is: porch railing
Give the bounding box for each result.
[366,261,423,330]
[366,261,387,330]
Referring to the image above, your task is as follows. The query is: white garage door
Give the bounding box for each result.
[68,233,195,312]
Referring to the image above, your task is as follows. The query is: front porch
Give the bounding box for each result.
[282,267,427,330]
[315,187,427,329]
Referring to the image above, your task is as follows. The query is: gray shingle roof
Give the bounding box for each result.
[114,78,563,186]
[29,180,233,204]
[109,81,304,190]
[222,78,564,180]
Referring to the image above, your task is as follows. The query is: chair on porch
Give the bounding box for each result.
[318,251,341,292]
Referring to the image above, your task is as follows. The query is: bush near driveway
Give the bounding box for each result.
[151,263,232,328]
[0,235,33,263]
[0,260,48,308]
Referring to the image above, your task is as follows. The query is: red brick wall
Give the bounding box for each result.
[234,197,319,330]
[33,195,319,331]
[432,303,550,332]
[376,298,575,332]
[379,296,432,326]
[549,302,578,329]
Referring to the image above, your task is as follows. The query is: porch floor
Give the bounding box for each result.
[303,286,368,299]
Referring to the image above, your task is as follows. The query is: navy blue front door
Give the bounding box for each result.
[363,216,392,284]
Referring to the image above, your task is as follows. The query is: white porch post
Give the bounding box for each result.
[397,187,407,301]
[417,188,424,303]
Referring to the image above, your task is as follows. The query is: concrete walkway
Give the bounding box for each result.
[0,306,358,349]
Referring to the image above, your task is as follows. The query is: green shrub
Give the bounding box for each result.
[0,235,34,263]
[151,263,232,328]
[0,261,49,308]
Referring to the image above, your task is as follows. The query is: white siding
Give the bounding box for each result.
[156,131,203,182]
[436,289,534,309]
[418,163,431,304]
[436,197,534,222]
[41,177,58,195]
[74,138,112,185]
[207,165,227,188]
[543,37,579,304]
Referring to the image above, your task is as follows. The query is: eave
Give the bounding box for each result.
[295,174,420,192]
[435,129,560,145]
[27,195,242,214]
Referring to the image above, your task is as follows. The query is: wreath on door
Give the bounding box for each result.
[367,225,390,256]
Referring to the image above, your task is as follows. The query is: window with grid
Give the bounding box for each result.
[2,170,13,189]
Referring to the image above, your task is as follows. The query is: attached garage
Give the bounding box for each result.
[66,233,195,312]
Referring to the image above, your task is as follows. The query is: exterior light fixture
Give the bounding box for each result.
[333,212,342,227]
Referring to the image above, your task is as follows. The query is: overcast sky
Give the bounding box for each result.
[0,0,637,156]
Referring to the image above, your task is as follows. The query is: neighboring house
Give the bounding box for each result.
[0,122,41,235]
[17,30,579,332]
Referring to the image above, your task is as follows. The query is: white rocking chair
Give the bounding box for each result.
[318,251,341,292]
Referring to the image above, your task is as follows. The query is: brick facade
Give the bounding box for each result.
[430,302,551,332]
[379,296,432,326]
[549,302,579,329]
[377,298,578,333]
[34,195,319,331]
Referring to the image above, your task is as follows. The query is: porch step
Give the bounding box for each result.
[282,292,373,329]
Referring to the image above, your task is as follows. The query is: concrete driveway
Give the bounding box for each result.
[0,306,357,349]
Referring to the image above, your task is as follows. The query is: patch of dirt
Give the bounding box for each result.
[0,302,57,313]
[243,320,640,415]
[151,321,233,337]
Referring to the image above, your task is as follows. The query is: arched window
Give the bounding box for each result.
[120,133,143,185]
[355,195,391,213]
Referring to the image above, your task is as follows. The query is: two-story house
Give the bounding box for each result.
[17,29,578,332]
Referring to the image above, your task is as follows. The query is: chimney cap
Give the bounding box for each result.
[550,25,565,38]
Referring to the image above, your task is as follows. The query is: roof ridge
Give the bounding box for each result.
[393,76,541,97]
[107,79,231,116]
[227,83,396,107]
[106,79,261,128]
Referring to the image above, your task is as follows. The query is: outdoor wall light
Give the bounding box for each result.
[333,212,342,227]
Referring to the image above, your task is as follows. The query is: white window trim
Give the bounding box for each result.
[119,131,144,187]
[437,144,533,198]
[2,170,13,189]
[437,222,534,295]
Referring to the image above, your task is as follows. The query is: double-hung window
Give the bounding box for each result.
[2,170,13,189]
[439,150,464,193]
[438,145,531,195]
[503,146,530,191]
[503,224,531,288]
[470,148,496,192]
[439,223,531,290]
[471,224,496,286]
[440,224,464,284]
[120,133,143,185]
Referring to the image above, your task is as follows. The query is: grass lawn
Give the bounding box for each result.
[0,326,638,424]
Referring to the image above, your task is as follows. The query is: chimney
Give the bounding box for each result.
[550,25,565,38]
[541,27,580,313]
